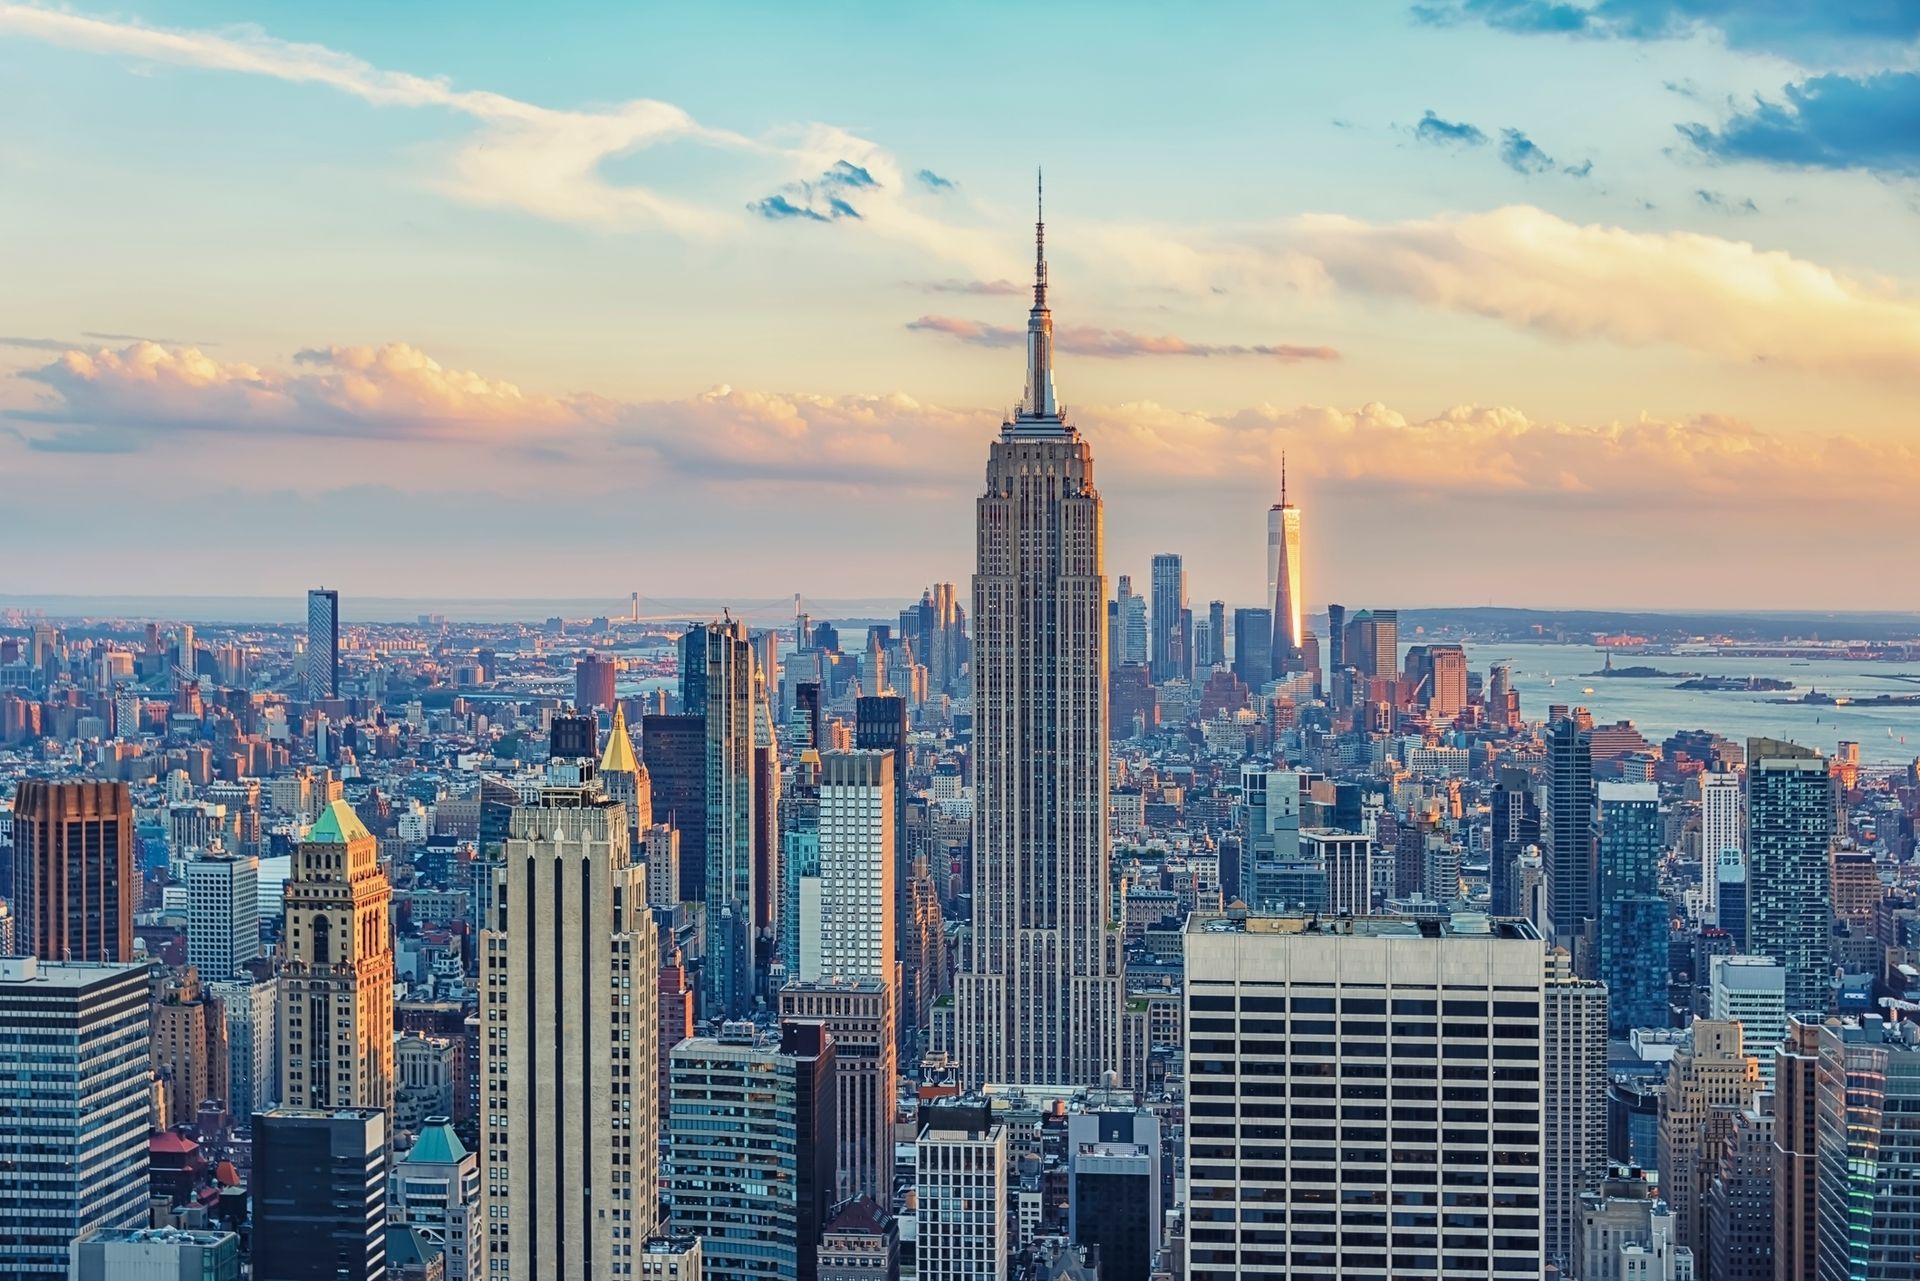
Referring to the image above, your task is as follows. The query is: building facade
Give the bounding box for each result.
[1543,949,1609,1273]
[1746,740,1835,1015]
[480,764,658,1278]
[253,1108,387,1281]
[12,778,134,962]
[955,206,1125,1089]
[185,850,260,981]
[306,588,340,701]
[1183,912,1547,1279]
[279,800,394,1112]
[0,957,150,1281]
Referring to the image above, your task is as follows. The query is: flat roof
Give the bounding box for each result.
[1189,911,1541,942]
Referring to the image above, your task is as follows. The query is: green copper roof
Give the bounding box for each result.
[307,799,372,846]
[406,1119,469,1165]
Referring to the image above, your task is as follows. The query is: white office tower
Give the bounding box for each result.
[1184,911,1547,1280]
[392,1118,483,1281]
[185,850,260,981]
[818,750,896,982]
[1708,955,1788,1086]
[917,1100,1010,1281]
[1698,769,1742,924]
[778,748,898,1204]
[211,976,278,1123]
[956,187,1124,1089]
[1543,948,1609,1274]
[1240,766,1302,912]
[480,759,659,1278]
[0,957,151,1281]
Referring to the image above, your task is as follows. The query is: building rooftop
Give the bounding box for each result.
[306,798,372,845]
[404,1117,469,1165]
[1188,909,1540,941]
[0,956,146,987]
[81,1228,237,1248]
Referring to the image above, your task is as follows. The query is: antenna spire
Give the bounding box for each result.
[1021,166,1058,419]
[1281,451,1289,507]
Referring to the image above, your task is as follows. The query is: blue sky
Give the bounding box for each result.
[2,1,1917,608]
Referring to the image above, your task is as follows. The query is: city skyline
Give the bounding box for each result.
[4,2,1919,607]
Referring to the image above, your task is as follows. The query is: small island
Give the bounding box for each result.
[1586,664,1699,679]
[1676,675,1795,692]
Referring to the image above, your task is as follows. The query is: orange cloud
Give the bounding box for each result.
[13,340,1916,508]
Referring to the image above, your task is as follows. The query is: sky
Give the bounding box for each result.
[1,0,1917,612]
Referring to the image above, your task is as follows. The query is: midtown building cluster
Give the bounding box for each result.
[3,209,1920,1281]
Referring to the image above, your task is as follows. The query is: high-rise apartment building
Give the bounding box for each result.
[185,849,260,981]
[253,1108,387,1281]
[917,1100,1009,1281]
[0,957,150,1281]
[480,752,658,1278]
[1299,827,1371,915]
[306,588,340,701]
[1490,767,1540,918]
[1708,955,1787,1086]
[682,619,761,1018]
[1150,552,1187,682]
[1594,781,1668,1033]
[1746,739,1835,1015]
[956,203,1124,1089]
[1183,911,1547,1279]
[1267,465,1302,677]
[669,1019,836,1281]
[1206,598,1227,668]
[1698,768,1743,925]
[278,800,394,1112]
[1543,949,1608,1273]
[1545,711,1595,954]
[1657,1019,1759,1263]
[390,1118,482,1281]
[13,778,134,962]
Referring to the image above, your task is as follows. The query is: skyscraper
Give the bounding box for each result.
[917,1101,1010,1281]
[13,778,134,962]
[1544,949,1609,1273]
[278,800,394,1112]
[683,619,760,1018]
[481,743,659,1277]
[1267,459,1302,677]
[575,652,617,710]
[1657,1020,1759,1263]
[1746,738,1835,1014]
[956,190,1125,1088]
[0,957,150,1281]
[781,748,898,1203]
[252,1108,388,1281]
[1546,710,1595,954]
[306,587,339,701]
[854,694,910,971]
[1490,767,1541,917]
[1183,910,1548,1279]
[1115,574,1147,665]
[1698,768,1743,926]
[642,712,707,903]
[185,849,260,981]
[1230,607,1272,691]
[1149,552,1187,682]
[1206,598,1227,668]
[669,1019,836,1281]
[1593,781,1668,1033]
[1709,955,1787,1086]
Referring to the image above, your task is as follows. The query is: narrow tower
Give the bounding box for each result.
[1267,455,1302,679]
[955,176,1124,1088]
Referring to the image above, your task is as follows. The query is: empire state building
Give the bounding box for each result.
[955,181,1124,1088]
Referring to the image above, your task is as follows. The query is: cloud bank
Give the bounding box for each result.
[1411,0,1920,63]
[10,340,1915,512]
[1680,71,1920,176]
